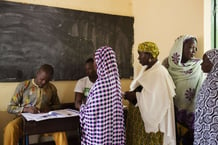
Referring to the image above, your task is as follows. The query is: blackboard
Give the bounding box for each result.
[0,1,134,81]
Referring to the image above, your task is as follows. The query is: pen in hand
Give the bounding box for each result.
[23,103,40,114]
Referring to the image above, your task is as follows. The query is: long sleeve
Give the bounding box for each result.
[7,81,30,114]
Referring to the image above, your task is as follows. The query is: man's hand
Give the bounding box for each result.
[23,106,40,114]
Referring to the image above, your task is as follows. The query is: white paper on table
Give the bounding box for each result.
[21,109,79,121]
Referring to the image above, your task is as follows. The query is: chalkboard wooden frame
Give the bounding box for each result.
[0,1,134,82]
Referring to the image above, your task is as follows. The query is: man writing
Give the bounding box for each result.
[4,64,68,145]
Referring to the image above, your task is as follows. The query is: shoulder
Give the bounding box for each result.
[77,76,89,83]
[79,76,89,81]
[16,79,31,89]
[152,63,171,78]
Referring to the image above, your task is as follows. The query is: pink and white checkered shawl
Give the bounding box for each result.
[80,46,125,145]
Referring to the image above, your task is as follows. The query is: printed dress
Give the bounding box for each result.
[194,49,218,145]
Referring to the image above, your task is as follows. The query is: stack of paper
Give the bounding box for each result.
[22,109,79,121]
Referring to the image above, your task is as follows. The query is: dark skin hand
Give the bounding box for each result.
[75,92,88,110]
[23,106,40,114]
[124,91,137,105]
[75,92,83,110]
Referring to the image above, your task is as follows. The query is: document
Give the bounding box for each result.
[22,109,79,121]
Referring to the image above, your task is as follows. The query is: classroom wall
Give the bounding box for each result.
[0,0,210,144]
[132,0,207,76]
[5,0,133,16]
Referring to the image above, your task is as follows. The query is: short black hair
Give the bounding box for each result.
[85,58,94,64]
[39,64,54,77]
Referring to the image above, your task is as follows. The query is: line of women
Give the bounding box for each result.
[78,35,217,145]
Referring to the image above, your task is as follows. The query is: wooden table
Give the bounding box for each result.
[22,115,80,145]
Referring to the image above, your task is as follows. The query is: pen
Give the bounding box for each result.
[25,103,40,113]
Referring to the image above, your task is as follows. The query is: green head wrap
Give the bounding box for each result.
[138,41,159,59]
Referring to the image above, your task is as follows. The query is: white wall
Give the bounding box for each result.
[132,0,206,76]
[6,0,133,16]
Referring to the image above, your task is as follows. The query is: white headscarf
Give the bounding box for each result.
[168,35,204,117]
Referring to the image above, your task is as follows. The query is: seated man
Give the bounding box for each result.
[3,64,68,145]
[74,58,97,110]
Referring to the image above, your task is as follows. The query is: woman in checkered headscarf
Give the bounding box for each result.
[79,46,125,145]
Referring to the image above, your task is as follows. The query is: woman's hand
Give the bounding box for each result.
[124,91,137,105]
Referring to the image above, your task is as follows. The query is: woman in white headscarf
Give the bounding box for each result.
[165,35,204,145]
[194,49,218,145]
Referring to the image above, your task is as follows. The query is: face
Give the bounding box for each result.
[138,51,152,66]
[35,70,51,88]
[201,54,213,73]
[182,39,197,61]
[85,62,96,78]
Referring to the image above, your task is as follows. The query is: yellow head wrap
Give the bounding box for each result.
[138,41,159,59]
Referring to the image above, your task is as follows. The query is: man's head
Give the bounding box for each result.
[35,64,54,88]
[85,58,97,80]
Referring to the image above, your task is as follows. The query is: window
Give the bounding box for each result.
[212,0,217,48]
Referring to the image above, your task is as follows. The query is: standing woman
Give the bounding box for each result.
[79,46,125,145]
[194,49,218,145]
[167,35,204,145]
[125,42,176,145]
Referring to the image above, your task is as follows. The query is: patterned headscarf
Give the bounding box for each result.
[138,41,159,58]
[194,49,218,144]
[168,35,197,66]
[80,46,125,145]
[205,49,218,75]
[95,46,119,78]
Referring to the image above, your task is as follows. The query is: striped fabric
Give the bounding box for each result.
[80,46,125,145]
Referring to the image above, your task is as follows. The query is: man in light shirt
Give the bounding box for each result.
[74,58,97,110]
